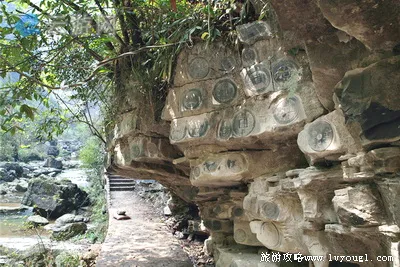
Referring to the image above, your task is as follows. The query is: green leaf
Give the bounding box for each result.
[20,104,35,121]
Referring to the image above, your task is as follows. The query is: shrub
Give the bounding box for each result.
[18,144,46,162]
[55,252,80,267]
[79,137,103,169]
[79,136,108,243]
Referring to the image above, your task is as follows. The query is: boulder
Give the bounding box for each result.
[32,168,62,177]
[15,181,28,192]
[3,163,24,177]
[22,178,89,219]
[0,163,23,182]
[49,140,58,146]
[20,152,44,163]
[73,215,88,223]
[27,215,49,226]
[0,168,14,182]
[55,213,76,225]
[51,222,87,241]
[44,157,63,169]
[47,146,60,157]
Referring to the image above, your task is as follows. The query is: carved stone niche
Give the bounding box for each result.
[290,167,344,228]
[162,75,246,121]
[169,113,210,145]
[240,57,304,96]
[200,199,246,221]
[233,220,263,246]
[128,136,181,164]
[170,88,323,152]
[243,194,302,224]
[249,220,308,254]
[297,110,359,164]
[236,21,272,45]
[243,175,307,254]
[240,61,274,96]
[173,43,240,87]
[203,219,233,233]
[189,149,306,187]
[332,184,386,227]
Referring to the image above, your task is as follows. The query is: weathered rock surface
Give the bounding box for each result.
[47,145,60,157]
[318,0,400,51]
[335,56,400,147]
[51,222,87,241]
[105,3,400,266]
[32,167,62,177]
[27,215,49,226]
[0,162,24,182]
[22,178,89,218]
[55,213,76,225]
[44,157,63,169]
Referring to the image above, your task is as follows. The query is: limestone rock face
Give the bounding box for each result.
[106,3,400,266]
[335,56,400,147]
[332,185,386,227]
[318,0,400,51]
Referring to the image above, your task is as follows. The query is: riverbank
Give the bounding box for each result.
[0,159,106,266]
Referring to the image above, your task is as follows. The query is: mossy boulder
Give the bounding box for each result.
[51,222,87,241]
[0,163,24,182]
[22,178,89,219]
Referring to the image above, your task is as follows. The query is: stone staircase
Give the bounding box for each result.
[107,175,136,192]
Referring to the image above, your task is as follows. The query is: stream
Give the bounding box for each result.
[0,160,90,253]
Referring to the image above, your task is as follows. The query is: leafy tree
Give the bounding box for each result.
[0,0,256,141]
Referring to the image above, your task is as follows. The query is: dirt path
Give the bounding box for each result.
[96,191,193,267]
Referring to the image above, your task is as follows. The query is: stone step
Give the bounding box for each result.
[109,186,135,191]
[109,182,136,187]
[108,178,136,183]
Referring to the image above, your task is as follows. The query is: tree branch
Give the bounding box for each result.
[114,0,130,45]
[124,0,143,47]
[0,43,180,90]
[61,0,115,51]
[23,0,49,15]
[53,93,106,144]
[94,0,126,47]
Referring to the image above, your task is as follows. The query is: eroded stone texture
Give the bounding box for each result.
[335,56,400,148]
[318,0,400,51]
[107,4,400,266]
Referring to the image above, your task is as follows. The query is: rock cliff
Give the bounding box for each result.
[106,1,400,266]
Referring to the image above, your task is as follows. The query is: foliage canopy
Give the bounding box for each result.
[0,0,257,141]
